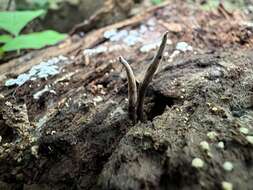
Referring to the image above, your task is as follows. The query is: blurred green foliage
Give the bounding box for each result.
[151,0,164,5]
[203,0,245,11]
[0,9,66,56]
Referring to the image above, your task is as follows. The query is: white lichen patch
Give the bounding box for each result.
[103,18,160,48]
[223,161,233,171]
[83,44,124,56]
[103,29,118,39]
[140,40,162,53]
[192,158,204,168]
[207,131,218,140]
[83,46,108,56]
[5,55,69,87]
[246,136,253,144]
[103,28,142,46]
[199,141,210,151]
[176,42,193,52]
[222,181,233,190]
[217,141,225,149]
[239,127,249,135]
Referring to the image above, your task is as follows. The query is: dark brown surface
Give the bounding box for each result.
[0,1,253,189]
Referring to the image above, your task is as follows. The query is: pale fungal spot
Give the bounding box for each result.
[33,85,57,100]
[0,93,4,99]
[200,141,210,151]
[222,181,233,190]
[5,55,69,87]
[211,107,218,112]
[239,127,249,135]
[17,157,22,163]
[31,145,39,158]
[223,161,233,171]
[246,136,253,144]
[181,88,186,93]
[191,158,204,168]
[207,131,218,140]
[104,29,117,39]
[176,42,193,52]
[83,46,108,56]
[5,101,12,107]
[0,135,2,143]
[217,141,225,149]
[93,96,103,103]
[168,50,180,62]
[207,151,213,158]
[30,137,37,143]
[140,40,161,53]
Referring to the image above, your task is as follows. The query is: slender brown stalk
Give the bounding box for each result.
[119,56,137,123]
[136,32,168,121]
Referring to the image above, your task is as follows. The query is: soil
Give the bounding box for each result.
[0,1,253,190]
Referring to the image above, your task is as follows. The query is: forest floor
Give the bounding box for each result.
[0,1,253,190]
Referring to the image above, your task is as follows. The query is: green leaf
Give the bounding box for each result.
[151,0,163,5]
[0,34,13,43]
[2,30,67,52]
[0,10,45,36]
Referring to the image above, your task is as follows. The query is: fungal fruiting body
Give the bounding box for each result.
[119,56,137,122]
[119,32,168,122]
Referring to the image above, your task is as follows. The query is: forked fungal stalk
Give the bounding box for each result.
[119,56,137,123]
[137,32,168,121]
[119,32,168,122]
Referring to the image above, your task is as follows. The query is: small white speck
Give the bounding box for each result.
[176,42,193,52]
[192,158,204,168]
[30,137,37,143]
[5,101,12,107]
[0,136,2,143]
[0,94,5,99]
[239,127,249,135]
[140,41,161,53]
[147,18,156,26]
[246,136,253,144]
[223,161,233,171]
[211,107,218,112]
[217,141,225,149]
[104,29,117,39]
[17,157,22,163]
[93,96,103,103]
[222,181,233,190]
[207,131,218,140]
[139,24,148,34]
[31,145,39,158]
[200,141,210,151]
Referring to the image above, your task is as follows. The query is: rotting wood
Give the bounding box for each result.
[0,1,171,81]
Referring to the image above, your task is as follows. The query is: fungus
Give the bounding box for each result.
[191,157,204,168]
[119,32,168,123]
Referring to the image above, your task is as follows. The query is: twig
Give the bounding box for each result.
[119,56,137,123]
[6,0,13,10]
[136,32,168,121]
